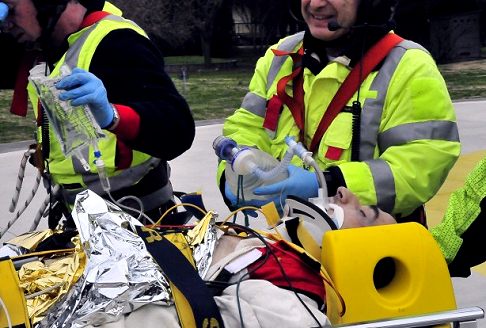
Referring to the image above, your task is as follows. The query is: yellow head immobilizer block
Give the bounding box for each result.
[321,222,456,325]
[0,258,31,328]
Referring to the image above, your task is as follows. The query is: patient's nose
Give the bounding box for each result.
[336,187,360,207]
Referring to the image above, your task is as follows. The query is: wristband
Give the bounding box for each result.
[106,105,120,131]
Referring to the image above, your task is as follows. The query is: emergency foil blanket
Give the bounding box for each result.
[19,241,85,324]
[186,210,221,279]
[1,230,85,324]
[28,64,105,159]
[36,190,172,328]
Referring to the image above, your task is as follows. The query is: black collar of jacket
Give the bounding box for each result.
[80,0,105,13]
[302,26,390,75]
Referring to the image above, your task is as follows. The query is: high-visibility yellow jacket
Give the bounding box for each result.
[27,3,166,204]
[219,32,460,217]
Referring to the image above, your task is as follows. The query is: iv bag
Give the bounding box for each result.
[28,64,105,158]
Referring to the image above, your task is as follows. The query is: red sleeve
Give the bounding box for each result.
[111,104,141,140]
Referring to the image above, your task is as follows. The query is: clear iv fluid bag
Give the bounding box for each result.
[213,136,289,201]
[28,64,105,162]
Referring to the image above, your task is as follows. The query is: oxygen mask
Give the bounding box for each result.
[214,135,341,216]
[213,136,289,203]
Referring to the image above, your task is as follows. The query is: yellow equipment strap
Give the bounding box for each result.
[295,220,322,261]
[164,232,197,328]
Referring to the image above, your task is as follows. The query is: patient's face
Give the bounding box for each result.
[333,187,396,229]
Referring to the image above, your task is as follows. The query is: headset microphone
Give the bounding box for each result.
[328,20,394,32]
[328,21,343,31]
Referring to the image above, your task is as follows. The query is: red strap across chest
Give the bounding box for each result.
[264,47,305,142]
[10,51,39,117]
[308,33,404,153]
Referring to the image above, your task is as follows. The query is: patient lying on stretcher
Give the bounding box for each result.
[76,186,394,328]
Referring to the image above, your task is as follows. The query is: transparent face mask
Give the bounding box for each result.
[28,64,105,169]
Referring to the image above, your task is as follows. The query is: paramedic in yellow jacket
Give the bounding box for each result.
[2,0,195,223]
[218,0,460,221]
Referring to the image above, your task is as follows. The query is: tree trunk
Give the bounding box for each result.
[200,33,212,67]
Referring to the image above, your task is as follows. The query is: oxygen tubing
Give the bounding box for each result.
[252,149,293,181]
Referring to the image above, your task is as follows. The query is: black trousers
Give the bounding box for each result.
[447,197,486,277]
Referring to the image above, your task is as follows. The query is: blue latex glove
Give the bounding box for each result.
[0,2,8,22]
[225,181,270,218]
[56,68,114,128]
[253,164,319,209]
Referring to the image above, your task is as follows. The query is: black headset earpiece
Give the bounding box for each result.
[354,0,399,32]
[288,0,304,23]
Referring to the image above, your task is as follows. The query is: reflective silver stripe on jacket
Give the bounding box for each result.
[67,15,139,176]
[366,159,396,213]
[65,14,139,69]
[241,92,267,118]
[378,120,459,152]
[63,157,168,207]
[360,39,455,212]
[61,9,104,175]
[359,41,422,160]
[267,31,305,91]
[359,40,420,211]
[241,32,305,118]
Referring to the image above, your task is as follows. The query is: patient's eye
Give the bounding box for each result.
[360,206,379,222]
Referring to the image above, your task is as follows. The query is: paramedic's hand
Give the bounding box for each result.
[0,2,8,22]
[56,68,114,128]
[224,181,267,218]
[253,164,319,208]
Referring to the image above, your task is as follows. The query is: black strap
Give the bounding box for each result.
[396,205,427,227]
[448,197,486,277]
[207,268,233,297]
[284,217,304,248]
[136,226,225,328]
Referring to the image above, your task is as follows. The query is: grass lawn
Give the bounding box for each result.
[0,90,36,143]
[165,56,238,65]
[438,59,486,100]
[171,68,252,121]
[1,56,485,144]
